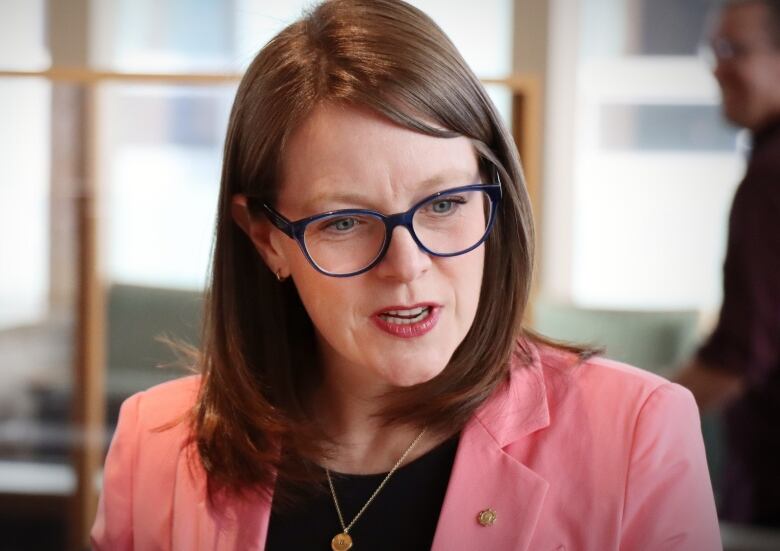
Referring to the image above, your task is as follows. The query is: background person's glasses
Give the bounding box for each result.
[699,36,778,68]
[259,173,502,278]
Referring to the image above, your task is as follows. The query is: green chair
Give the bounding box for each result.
[105,283,203,423]
[531,300,699,376]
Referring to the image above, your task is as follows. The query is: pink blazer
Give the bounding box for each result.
[92,342,722,550]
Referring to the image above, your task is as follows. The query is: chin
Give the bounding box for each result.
[381,356,450,388]
[388,374,440,388]
[721,97,753,129]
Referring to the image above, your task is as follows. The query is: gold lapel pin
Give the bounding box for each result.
[477,508,497,527]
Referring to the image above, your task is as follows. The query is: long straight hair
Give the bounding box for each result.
[193,0,564,504]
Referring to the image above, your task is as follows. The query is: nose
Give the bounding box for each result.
[373,225,431,282]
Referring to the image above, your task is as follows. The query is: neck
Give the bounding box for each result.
[310,338,448,474]
[312,375,425,474]
[752,112,780,134]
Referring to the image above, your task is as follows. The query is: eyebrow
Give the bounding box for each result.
[299,168,480,213]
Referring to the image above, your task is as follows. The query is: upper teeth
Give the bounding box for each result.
[380,306,431,324]
[384,307,427,317]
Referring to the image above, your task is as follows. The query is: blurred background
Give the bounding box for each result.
[0,0,767,549]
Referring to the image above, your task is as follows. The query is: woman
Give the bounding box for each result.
[92,1,721,549]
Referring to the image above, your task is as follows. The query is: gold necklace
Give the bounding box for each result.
[326,428,427,551]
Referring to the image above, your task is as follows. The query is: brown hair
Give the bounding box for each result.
[194,0,551,504]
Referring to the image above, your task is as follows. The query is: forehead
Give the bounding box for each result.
[276,103,479,210]
[717,2,772,39]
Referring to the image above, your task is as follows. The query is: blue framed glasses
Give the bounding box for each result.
[260,174,502,277]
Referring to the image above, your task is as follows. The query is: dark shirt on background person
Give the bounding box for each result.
[695,118,780,526]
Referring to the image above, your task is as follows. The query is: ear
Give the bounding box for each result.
[231,194,291,278]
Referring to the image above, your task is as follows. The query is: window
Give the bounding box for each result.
[92,0,514,289]
[545,0,744,311]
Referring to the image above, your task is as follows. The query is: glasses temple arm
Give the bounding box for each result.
[261,203,295,236]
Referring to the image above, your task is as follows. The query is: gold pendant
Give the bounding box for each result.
[331,532,353,551]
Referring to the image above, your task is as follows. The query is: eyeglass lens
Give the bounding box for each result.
[302,189,493,275]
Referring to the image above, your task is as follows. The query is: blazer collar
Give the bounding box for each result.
[474,339,550,446]
[431,340,552,551]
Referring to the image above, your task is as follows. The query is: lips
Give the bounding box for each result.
[372,303,440,338]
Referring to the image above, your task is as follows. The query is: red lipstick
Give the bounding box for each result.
[371,303,440,338]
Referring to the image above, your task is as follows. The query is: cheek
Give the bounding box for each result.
[757,68,780,94]
[292,271,337,319]
[289,263,359,339]
[743,63,771,90]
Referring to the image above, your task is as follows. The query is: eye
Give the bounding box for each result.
[432,200,454,213]
[428,195,466,215]
[327,217,358,231]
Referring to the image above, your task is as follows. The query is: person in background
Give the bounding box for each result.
[91,1,720,549]
[676,0,780,528]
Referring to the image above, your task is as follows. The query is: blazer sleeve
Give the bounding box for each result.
[619,383,722,550]
[91,392,142,551]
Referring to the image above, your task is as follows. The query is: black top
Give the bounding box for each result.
[696,117,780,527]
[266,435,459,550]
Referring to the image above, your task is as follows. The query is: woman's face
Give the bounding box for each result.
[258,104,485,394]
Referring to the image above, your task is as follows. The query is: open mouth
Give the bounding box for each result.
[372,304,440,338]
[378,306,432,325]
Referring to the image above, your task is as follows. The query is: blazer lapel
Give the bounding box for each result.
[171,448,272,551]
[432,342,551,551]
[431,419,549,551]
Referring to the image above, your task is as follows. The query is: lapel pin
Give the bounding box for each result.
[477,508,497,527]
